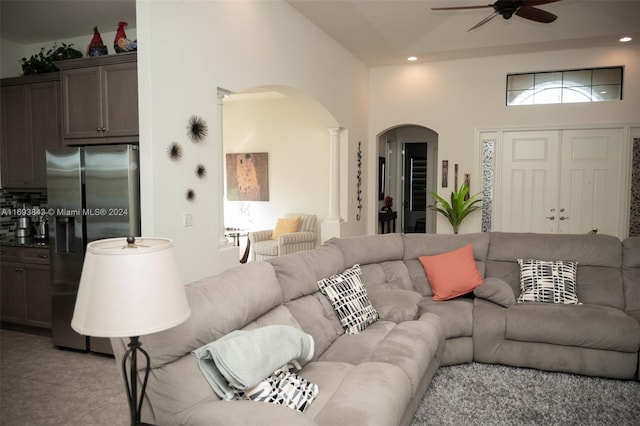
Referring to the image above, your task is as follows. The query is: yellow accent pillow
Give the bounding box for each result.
[271,217,301,240]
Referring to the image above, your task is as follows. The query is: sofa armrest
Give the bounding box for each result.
[249,229,274,244]
[473,277,516,308]
[367,288,423,322]
[278,231,317,245]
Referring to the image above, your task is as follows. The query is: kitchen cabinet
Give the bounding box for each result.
[58,52,138,144]
[0,73,62,189]
[0,246,52,329]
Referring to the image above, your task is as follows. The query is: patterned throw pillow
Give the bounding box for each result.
[517,259,580,304]
[235,367,319,413]
[317,264,379,334]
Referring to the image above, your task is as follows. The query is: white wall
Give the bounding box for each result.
[368,45,640,234]
[137,0,369,283]
[223,95,330,235]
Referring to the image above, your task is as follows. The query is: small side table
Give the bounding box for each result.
[378,210,397,234]
[225,229,251,263]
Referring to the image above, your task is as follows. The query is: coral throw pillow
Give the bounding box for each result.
[418,244,484,301]
[271,217,301,240]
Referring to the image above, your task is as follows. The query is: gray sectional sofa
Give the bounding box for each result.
[112,232,640,426]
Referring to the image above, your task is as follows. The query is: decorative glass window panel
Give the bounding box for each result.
[481,140,494,233]
[507,67,623,106]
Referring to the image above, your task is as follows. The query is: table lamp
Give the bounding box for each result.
[71,237,191,426]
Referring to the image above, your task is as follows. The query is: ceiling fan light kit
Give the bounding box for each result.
[432,0,561,31]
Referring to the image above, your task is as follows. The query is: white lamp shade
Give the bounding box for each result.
[71,237,191,338]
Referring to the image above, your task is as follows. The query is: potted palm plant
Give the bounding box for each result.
[429,183,482,234]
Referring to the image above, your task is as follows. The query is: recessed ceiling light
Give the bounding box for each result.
[407,56,418,61]
[619,36,632,43]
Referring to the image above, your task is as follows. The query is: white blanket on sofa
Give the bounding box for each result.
[192,325,315,400]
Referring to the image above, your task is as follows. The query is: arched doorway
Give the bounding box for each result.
[221,85,341,251]
[378,125,438,234]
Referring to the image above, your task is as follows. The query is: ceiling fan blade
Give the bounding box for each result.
[515,6,557,23]
[431,4,493,11]
[468,11,499,31]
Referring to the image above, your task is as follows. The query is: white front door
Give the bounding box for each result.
[496,128,624,237]
[498,130,560,233]
[558,128,623,235]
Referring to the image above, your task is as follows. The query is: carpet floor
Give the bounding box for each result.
[0,329,128,426]
[1,329,639,425]
[411,362,640,426]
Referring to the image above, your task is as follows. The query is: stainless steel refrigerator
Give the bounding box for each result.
[46,145,140,354]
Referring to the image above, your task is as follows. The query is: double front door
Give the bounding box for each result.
[496,128,624,237]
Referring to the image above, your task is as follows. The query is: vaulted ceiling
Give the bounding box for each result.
[287,0,640,65]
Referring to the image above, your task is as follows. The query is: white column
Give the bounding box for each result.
[327,127,343,223]
[217,89,232,246]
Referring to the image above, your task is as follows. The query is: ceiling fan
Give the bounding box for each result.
[432,0,561,31]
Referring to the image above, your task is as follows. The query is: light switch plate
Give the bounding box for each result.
[183,213,193,227]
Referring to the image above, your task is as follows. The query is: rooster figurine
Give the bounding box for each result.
[87,26,108,56]
[114,21,137,53]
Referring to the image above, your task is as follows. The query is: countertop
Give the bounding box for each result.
[0,236,50,249]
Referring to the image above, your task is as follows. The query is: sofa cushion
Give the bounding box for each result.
[145,354,219,425]
[473,277,516,307]
[242,305,305,332]
[419,297,474,338]
[180,398,316,426]
[517,259,580,304]
[327,234,405,267]
[505,303,640,352]
[359,261,414,291]
[285,294,344,361]
[307,362,412,426]
[318,321,397,365]
[317,264,379,334]
[270,245,345,303]
[367,317,444,394]
[418,244,484,300]
[318,318,444,395]
[367,288,422,322]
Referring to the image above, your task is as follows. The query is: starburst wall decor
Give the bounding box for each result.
[187,115,208,142]
[167,142,183,160]
[195,163,207,178]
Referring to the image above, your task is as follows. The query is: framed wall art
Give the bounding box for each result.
[225,152,269,201]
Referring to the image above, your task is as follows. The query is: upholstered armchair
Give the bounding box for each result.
[248,213,318,261]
